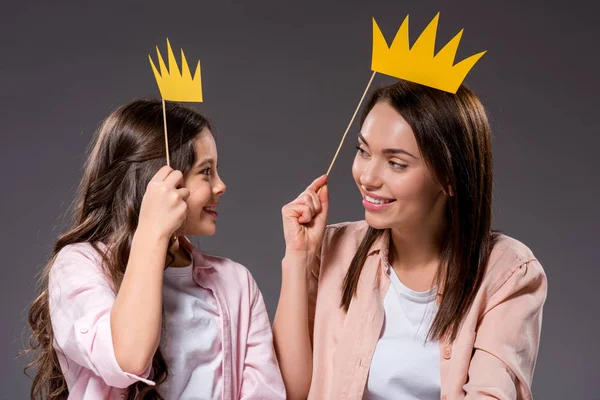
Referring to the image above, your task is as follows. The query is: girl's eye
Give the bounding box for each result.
[201,167,212,176]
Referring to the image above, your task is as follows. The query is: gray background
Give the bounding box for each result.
[1,0,598,398]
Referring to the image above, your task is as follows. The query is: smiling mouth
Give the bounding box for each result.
[362,193,396,212]
[364,195,395,205]
[203,205,218,218]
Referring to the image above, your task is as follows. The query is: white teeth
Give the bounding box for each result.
[365,195,392,205]
[204,206,216,212]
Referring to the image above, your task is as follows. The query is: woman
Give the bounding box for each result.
[273,80,547,399]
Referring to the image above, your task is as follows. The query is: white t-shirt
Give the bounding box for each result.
[159,259,223,399]
[363,267,440,400]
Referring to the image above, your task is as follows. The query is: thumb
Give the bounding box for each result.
[318,184,329,217]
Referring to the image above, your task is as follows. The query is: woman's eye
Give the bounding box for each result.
[356,145,369,157]
[389,161,408,171]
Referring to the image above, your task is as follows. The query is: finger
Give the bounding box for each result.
[317,184,329,220]
[296,193,316,216]
[306,174,328,194]
[177,187,190,201]
[285,203,314,224]
[304,189,322,214]
[318,183,329,206]
[150,165,174,183]
[296,204,315,224]
[164,169,184,188]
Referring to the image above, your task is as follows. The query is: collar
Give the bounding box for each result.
[367,229,392,275]
[178,236,213,270]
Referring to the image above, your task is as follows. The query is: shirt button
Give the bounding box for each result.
[80,327,89,334]
[443,345,452,359]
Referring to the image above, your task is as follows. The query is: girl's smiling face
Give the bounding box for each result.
[181,129,226,236]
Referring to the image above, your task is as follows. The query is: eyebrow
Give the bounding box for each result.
[195,158,215,169]
[358,133,418,159]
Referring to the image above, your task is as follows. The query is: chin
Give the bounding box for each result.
[202,221,218,236]
[185,223,217,237]
[364,212,393,231]
[196,228,217,236]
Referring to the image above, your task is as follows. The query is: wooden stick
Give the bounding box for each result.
[162,98,178,244]
[325,71,377,176]
[162,98,170,166]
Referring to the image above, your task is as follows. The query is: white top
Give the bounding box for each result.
[159,256,223,399]
[363,267,440,400]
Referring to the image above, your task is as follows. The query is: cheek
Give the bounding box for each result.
[389,171,436,202]
[352,156,363,184]
[187,186,212,210]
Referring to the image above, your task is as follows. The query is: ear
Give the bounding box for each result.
[443,185,455,197]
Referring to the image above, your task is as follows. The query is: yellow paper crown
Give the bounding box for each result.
[372,13,486,94]
[149,39,203,102]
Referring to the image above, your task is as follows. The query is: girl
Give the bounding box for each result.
[26,100,286,399]
[274,81,547,400]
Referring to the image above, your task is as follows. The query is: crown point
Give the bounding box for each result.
[148,39,203,103]
[370,12,486,93]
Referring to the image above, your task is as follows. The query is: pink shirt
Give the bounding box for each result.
[48,241,286,399]
[308,221,547,400]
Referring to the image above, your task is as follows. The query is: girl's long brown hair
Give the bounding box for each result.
[25,99,212,399]
[341,80,499,342]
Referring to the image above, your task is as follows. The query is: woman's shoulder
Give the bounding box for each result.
[482,233,546,295]
[316,221,373,275]
[491,233,537,261]
[323,220,370,248]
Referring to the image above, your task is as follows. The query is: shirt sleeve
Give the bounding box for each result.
[463,259,547,399]
[48,245,156,389]
[239,273,286,399]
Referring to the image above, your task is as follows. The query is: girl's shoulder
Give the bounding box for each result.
[197,251,248,273]
[48,242,113,298]
[52,241,107,272]
[192,249,259,290]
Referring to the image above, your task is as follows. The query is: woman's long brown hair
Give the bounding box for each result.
[24,99,212,399]
[341,81,499,342]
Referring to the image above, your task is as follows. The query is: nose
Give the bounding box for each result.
[359,160,383,191]
[213,174,226,197]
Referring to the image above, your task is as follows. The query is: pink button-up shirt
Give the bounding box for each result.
[308,221,547,400]
[48,241,286,399]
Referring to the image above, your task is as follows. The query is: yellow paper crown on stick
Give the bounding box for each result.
[149,39,203,102]
[371,13,486,94]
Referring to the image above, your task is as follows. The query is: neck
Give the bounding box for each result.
[167,236,193,268]
[388,216,447,273]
